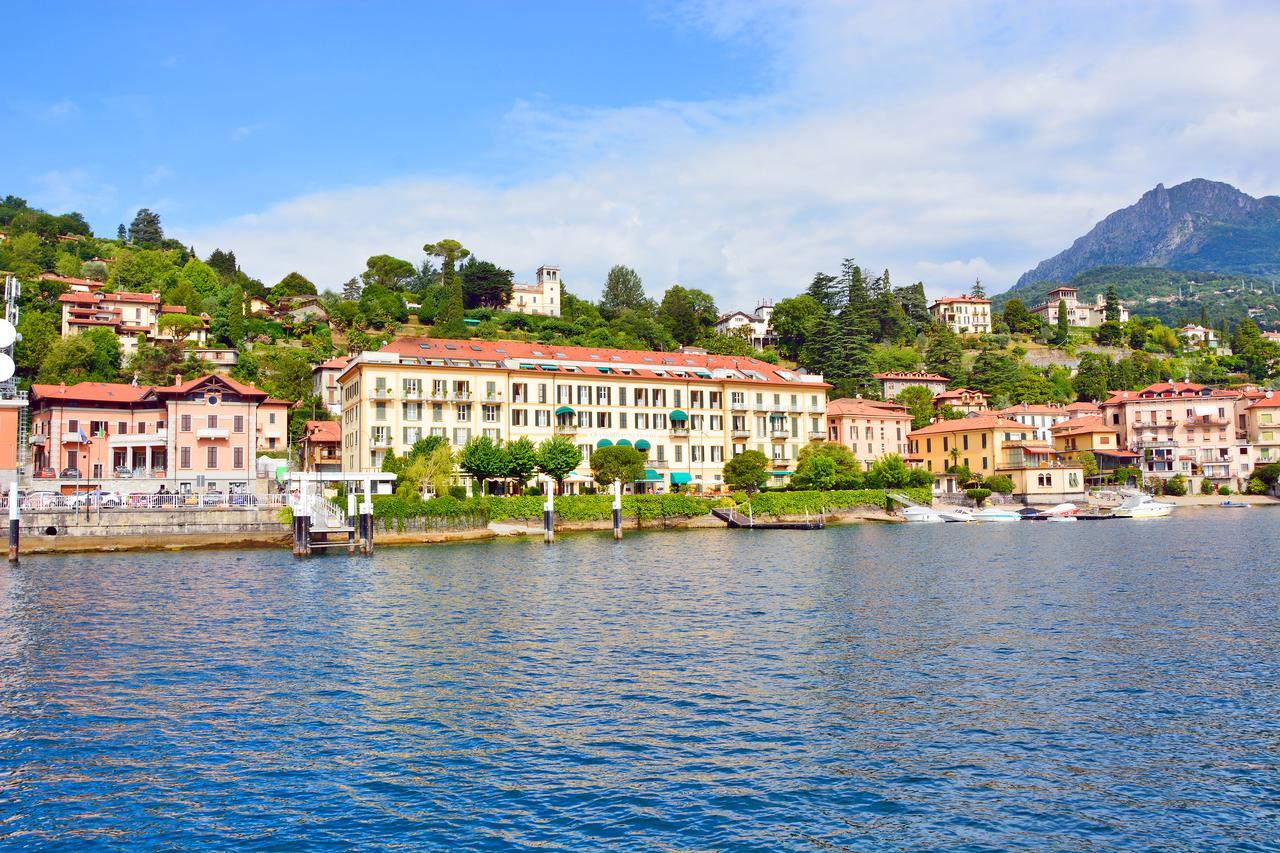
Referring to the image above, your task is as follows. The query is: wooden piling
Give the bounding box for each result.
[612,479,622,541]
[7,481,18,564]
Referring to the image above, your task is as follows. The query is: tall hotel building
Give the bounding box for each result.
[338,338,829,491]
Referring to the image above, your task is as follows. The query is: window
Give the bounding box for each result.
[207,446,218,468]
[534,409,550,427]
[452,427,471,445]
[691,446,704,462]
[511,408,528,427]
[117,421,128,435]
[234,415,245,433]
[181,415,191,432]
[269,412,277,424]
[674,445,682,463]
[711,446,723,462]
[963,434,969,450]
[433,403,444,422]
[403,403,421,421]
[375,402,386,421]
[619,412,628,429]
[457,404,471,422]
[482,405,499,423]
[233,447,244,469]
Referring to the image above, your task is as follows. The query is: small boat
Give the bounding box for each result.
[1219,500,1250,508]
[937,507,973,523]
[903,506,944,523]
[1111,493,1175,519]
[1047,514,1078,522]
[971,507,1021,522]
[1040,502,1078,516]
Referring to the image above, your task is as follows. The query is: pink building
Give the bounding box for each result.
[1099,382,1253,489]
[826,398,913,470]
[28,375,288,495]
[58,291,209,355]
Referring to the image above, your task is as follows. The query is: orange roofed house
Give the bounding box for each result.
[1050,416,1138,479]
[58,290,209,355]
[27,375,291,496]
[826,398,912,470]
[928,296,992,335]
[874,371,950,399]
[908,413,1086,502]
[933,388,989,415]
[301,420,342,473]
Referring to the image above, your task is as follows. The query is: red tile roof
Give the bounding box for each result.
[304,420,341,443]
[908,414,1028,437]
[931,296,991,305]
[375,337,829,388]
[1050,416,1115,437]
[1065,401,1102,414]
[827,398,911,418]
[30,382,155,404]
[997,403,1071,416]
[934,388,988,401]
[1247,392,1280,409]
[155,374,270,399]
[317,356,350,370]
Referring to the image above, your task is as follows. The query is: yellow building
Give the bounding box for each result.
[907,413,1086,501]
[1246,393,1280,466]
[337,337,829,492]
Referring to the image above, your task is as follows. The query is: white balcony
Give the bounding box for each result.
[771,429,792,439]
[370,388,395,400]
[370,435,393,449]
[197,427,230,439]
[109,429,169,446]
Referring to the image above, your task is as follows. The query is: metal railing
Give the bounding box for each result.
[9,491,290,512]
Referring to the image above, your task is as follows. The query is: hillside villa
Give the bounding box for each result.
[1029,285,1129,328]
[504,266,562,317]
[996,403,1074,442]
[714,300,777,351]
[934,388,989,414]
[874,371,949,399]
[928,296,992,335]
[58,290,209,355]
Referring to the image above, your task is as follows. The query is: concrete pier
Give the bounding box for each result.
[8,481,18,563]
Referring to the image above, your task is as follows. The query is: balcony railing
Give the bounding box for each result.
[770,428,792,439]
[1134,440,1178,449]
[196,427,230,439]
[731,428,751,439]
[1186,415,1230,427]
[370,435,393,448]
[554,423,577,435]
[370,388,394,400]
[109,429,169,446]
[809,430,827,441]
[400,387,425,400]
[648,459,669,469]
[730,401,748,411]
[669,426,690,436]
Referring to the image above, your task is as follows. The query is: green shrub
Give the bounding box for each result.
[448,485,468,500]
[1247,477,1267,495]
[965,487,992,506]
[1199,478,1215,495]
[1217,485,1232,496]
[982,475,1014,494]
[1163,474,1188,497]
[740,488,932,518]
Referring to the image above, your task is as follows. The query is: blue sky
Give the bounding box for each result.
[6,1,1280,307]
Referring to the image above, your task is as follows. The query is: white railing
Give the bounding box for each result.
[13,491,290,512]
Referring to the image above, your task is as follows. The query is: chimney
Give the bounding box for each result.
[173,374,182,387]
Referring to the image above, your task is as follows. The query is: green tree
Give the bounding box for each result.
[895,385,937,430]
[459,436,510,495]
[1073,352,1112,402]
[835,259,875,395]
[866,454,912,489]
[871,269,910,343]
[894,282,930,333]
[791,453,838,490]
[109,247,180,292]
[1104,285,1121,323]
[924,325,964,381]
[207,248,238,279]
[254,346,314,401]
[1055,299,1070,344]
[970,277,986,299]
[14,311,57,377]
[769,294,823,359]
[460,258,514,309]
[1078,450,1099,479]
[589,445,646,487]
[361,255,416,293]
[800,311,843,378]
[37,328,121,384]
[272,271,317,298]
[657,284,717,346]
[156,313,205,344]
[723,450,769,494]
[127,208,164,245]
[505,437,539,493]
[534,436,583,492]
[424,239,470,336]
[177,258,222,299]
[599,265,650,314]
[967,350,1021,402]
[805,271,842,314]
[1002,298,1038,335]
[793,441,861,490]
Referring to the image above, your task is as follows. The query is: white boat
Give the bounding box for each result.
[1111,493,1175,518]
[971,506,1021,522]
[903,506,944,523]
[1040,502,1078,516]
[938,507,974,523]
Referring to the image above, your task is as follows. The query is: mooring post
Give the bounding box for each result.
[293,480,311,557]
[543,478,555,544]
[8,481,19,564]
[347,492,357,555]
[612,479,622,541]
[360,479,374,556]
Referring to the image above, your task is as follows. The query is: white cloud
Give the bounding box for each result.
[180,0,1280,308]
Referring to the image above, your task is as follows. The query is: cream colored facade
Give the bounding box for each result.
[337,338,829,492]
[505,266,562,317]
[928,296,992,335]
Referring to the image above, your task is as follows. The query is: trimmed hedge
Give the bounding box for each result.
[741,488,932,518]
[372,487,934,528]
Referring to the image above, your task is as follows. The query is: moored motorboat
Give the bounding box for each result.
[1111,493,1175,518]
[1040,502,1078,516]
[1219,500,1249,508]
[903,505,945,523]
[971,506,1021,522]
[937,507,973,523]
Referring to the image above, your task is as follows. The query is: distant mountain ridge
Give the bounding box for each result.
[1013,179,1280,289]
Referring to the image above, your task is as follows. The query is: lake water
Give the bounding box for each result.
[2,510,1278,850]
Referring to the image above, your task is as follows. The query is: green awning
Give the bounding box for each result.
[770,470,792,476]
[596,439,612,448]
[615,439,632,447]
[634,439,651,451]
[518,362,536,370]
[669,409,689,422]
[694,370,712,378]
[555,406,575,416]
[638,469,663,482]
[540,364,558,371]
[670,472,692,484]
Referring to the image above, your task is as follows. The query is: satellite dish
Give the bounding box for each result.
[0,354,13,383]
[0,320,14,349]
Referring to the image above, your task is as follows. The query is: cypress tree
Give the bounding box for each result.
[836,259,874,395]
[1104,285,1121,323]
[1055,299,1069,344]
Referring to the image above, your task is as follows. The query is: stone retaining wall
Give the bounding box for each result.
[18,508,291,553]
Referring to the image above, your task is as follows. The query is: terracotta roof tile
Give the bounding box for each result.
[907,414,1028,437]
[826,398,911,418]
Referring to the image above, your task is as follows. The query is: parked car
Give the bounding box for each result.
[201,491,226,507]
[22,490,65,510]
[59,468,82,479]
[229,493,258,507]
[32,467,56,479]
[66,489,124,509]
